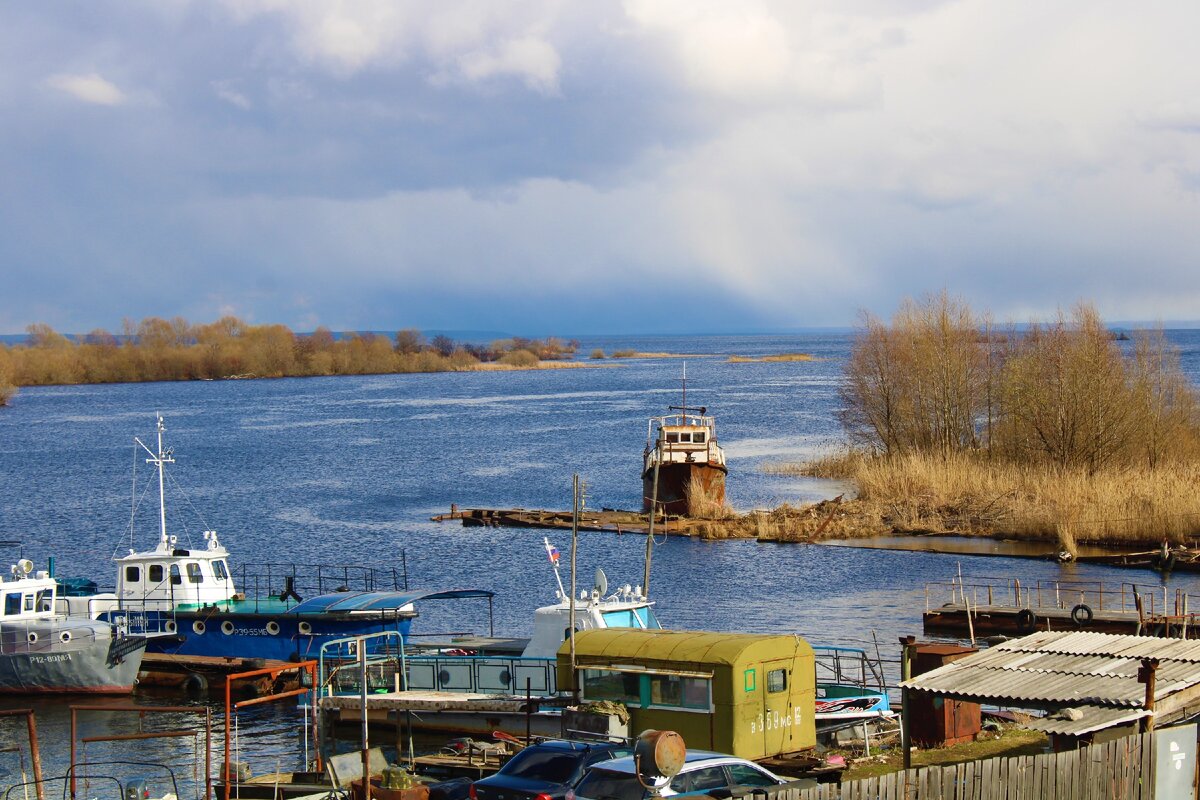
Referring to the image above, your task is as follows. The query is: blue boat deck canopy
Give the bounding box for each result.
[291,588,494,615]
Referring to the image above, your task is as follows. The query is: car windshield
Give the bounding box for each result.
[502,750,584,783]
[576,770,645,800]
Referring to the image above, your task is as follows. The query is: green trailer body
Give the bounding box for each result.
[557,629,816,760]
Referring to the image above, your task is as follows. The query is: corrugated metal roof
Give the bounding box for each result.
[1025,705,1151,737]
[901,630,1200,708]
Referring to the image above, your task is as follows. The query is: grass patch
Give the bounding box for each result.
[841,726,1047,782]
[728,353,816,363]
[590,349,606,359]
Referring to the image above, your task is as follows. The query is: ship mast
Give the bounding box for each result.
[135,413,175,550]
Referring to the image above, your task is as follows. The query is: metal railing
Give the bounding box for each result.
[233,561,408,612]
[404,653,558,696]
[924,575,1200,618]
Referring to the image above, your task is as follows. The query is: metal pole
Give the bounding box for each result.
[569,474,579,695]
[644,438,662,597]
[224,675,232,800]
[360,638,371,799]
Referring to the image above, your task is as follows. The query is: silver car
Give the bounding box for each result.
[573,750,788,800]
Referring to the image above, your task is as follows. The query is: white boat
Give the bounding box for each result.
[0,558,144,693]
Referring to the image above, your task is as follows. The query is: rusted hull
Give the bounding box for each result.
[642,462,726,516]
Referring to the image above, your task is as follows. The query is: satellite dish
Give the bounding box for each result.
[595,568,609,598]
[634,730,686,791]
[16,559,33,575]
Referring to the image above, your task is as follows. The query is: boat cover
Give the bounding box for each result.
[291,588,493,615]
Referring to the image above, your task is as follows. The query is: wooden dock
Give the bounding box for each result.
[923,576,1200,640]
[432,506,701,536]
[139,652,295,694]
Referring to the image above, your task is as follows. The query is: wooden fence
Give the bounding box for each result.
[760,731,1157,799]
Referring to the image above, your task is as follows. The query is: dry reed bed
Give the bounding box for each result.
[771,452,1200,546]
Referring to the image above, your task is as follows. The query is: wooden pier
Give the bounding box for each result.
[139,652,296,694]
[432,506,701,536]
[923,575,1200,640]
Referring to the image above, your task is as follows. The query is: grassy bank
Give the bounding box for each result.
[768,451,1200,548]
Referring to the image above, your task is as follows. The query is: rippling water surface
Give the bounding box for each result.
[2,330,1199,794]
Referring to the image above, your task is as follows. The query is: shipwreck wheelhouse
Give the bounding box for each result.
[642,407,727,516]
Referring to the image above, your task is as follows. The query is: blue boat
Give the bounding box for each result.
[65,415,490,663]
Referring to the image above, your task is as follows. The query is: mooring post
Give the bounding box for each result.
[899,635,915,770]
[1138,658,1159,732]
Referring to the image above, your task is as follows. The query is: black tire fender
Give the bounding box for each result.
[1070,603,1094,627]
[1016,608,1037,633]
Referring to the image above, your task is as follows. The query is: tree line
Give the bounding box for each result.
[839,293,1200,471]
[0,316,579,401]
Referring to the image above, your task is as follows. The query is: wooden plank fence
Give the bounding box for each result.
[756,731,1158,799]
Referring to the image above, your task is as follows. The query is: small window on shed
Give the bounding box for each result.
[125,566,141,583]
[148,564,164,582]
[186,563,203,583]
[767,668,787,693]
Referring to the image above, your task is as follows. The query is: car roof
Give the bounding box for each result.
[585,751,739,775]
[527,739,629,752]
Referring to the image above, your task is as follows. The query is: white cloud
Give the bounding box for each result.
[45,73,126,106]
[213,81,252,109]
[456,37,561,94]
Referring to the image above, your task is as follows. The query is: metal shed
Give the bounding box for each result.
[899,631,1200,752]
[557,629,815,760]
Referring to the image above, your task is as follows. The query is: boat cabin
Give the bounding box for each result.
[0,562,57,621]
[521,583,660,658]
[114,529,238,612]
[644,414,726,471]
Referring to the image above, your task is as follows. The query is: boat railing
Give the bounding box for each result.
[107,602,178,638]
[235,560,409,609]
[925,575,1200,618]
[646,414,717,444]
[0,618,101,655]
[319,631,406,697]
[813,646,890,695]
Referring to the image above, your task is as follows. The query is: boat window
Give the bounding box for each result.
[649,673,711,710]
[3,594,18,616]
[581,669,641,705]
[23,594,34,612]
[170,564,182,585]
[767,668,788,694]
[149,565,164,583]
[694,432,706,443]
[665,432,679,443]
[678,432,692,443]
[601,609,638,628]
[214,560,229,581]
[186,563,204,583]
[125,565,141,583]
[633,606,661,629]
[35,591,49,612]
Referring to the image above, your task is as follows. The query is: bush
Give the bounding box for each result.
[590,349,606,359]
[499,349,539,367]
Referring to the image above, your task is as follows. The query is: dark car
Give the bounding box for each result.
[470,739,634,800]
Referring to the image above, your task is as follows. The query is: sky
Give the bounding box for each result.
[3,1,1200,335]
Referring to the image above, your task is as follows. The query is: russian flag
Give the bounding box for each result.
[547,544,561,563]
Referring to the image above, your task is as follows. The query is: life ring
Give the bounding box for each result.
[220,620,235,635]
[298,621,313,636]
[193,621,206,635]
[266,621,280,636]
[1016,609,1037,633]
[1071,604,1094,627]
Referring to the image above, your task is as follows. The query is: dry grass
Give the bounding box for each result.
[686,476,736,520]
[850,452,1200,545]
[727,353,816,363]
[840,725,1047,782]
[473,361,602,371]
[765,448,864,479]
[694,500,886,541]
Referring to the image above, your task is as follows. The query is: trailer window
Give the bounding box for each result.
[649,674,711,710]
[767,668,787,693]
[581,669,640,705]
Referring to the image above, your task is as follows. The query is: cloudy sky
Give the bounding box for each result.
[3,1,1199,335]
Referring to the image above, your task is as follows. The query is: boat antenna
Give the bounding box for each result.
[134,413,174,550]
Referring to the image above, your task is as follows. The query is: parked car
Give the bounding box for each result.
[470,739,634,800]
[573,751,788,800]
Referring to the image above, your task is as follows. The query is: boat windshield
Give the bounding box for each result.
[601,606,660,629]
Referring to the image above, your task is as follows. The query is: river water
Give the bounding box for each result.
[2,330,1199,794]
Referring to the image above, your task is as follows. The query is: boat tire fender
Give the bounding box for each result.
[266,621,280,635]
[164,621,177,634]
[298,621,313,636]
[183,672,209,695]
[193,621,206,635]
[1016,609,1037,633]
[221,620,235,635]
[1071,604,1094,627]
